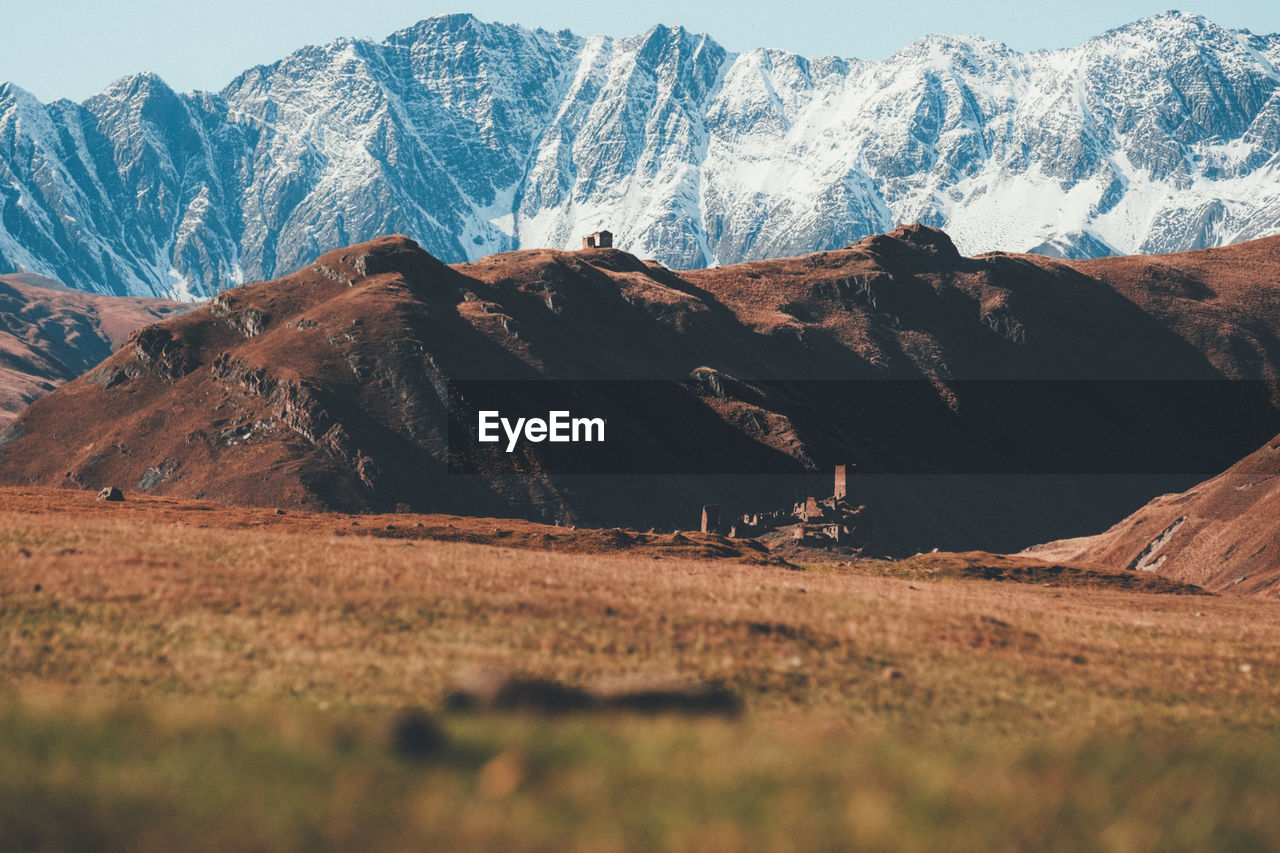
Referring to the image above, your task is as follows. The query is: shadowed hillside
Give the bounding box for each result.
[3,226,1280,552]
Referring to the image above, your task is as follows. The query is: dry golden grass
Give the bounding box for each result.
[3,489,1273,726]
[3,486,1280,849]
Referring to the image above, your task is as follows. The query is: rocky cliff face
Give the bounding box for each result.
[2,12,1279,298]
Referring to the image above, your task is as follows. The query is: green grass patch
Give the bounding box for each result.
[2,694,1279,852]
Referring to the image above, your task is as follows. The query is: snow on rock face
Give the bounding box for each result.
[2,11,1280,298]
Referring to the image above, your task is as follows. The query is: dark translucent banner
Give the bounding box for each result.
[444,378,1280,476]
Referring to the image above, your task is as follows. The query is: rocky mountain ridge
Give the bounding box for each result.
[2,12,1279,298]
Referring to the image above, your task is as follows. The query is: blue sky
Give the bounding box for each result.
[2,0,1278,102]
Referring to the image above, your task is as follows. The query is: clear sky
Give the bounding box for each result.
[2,0,1278,103]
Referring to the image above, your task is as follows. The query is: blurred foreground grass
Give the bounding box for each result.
[3,488,1280,850]
[4,694,1280,852]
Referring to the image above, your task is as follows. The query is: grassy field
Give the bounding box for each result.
[3,488,1280,850]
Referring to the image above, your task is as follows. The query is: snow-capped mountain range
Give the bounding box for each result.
[1,11,1279,299]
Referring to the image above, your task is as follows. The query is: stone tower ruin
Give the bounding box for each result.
[834,464,853,500]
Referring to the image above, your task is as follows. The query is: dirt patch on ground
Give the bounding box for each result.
[845,550,1210,595]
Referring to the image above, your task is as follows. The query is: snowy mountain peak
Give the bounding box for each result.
[1108,9,1221,35]
[897,31,1015,59]
[2,13,1280,298]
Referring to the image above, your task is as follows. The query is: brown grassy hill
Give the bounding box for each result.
[0,274,186,426]
[3,227,1280,552]
[1071,237,1280,387]
[1025,432,1280,597]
